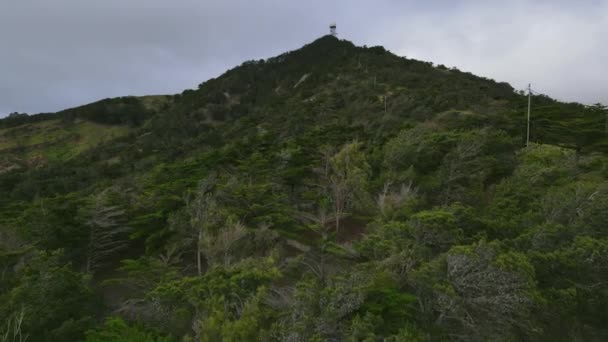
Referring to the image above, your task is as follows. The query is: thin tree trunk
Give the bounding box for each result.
[86,225,94,273]
[575,148,581,171]
[320,244,326,286]
[335,203,341,234]
[197,230,202,276]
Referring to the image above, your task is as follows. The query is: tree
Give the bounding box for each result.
[148,258,280,340]
[320,142,371,233]
[199,216,248,267]
[1,308,27,342]
[533,102,606,154]
[298,204,336,284]
[0,250,97,341]
[375,181,417,221]
[82,188,132,273]
[0,228,27,294]
[589,103,608,135]
[440,134,484,204]
[408,209,462,256]
[540,181,598,225]
[188,176,221,275]
[439,129,515,205]
[414,242,540,341]
[85,316,176,342]
[383,125,455,179]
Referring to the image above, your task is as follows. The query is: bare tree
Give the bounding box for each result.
[199,218,248,267]
[298,206,336,284]
[188,175,220,275]
[1,308,28,342]
[316,142,370,233]
[376,181,416,219]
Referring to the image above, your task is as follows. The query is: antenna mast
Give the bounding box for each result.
[330,23,337,37]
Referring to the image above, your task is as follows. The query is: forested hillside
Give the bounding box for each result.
[1,36,607,341]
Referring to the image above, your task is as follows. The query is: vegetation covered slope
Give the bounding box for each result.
[1,36,607,341]
[0,95,170,174]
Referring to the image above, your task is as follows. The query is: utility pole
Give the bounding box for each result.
[603,105,608,135]
[526,83,531,147]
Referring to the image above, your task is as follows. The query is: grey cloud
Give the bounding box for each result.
[1,0,607,116]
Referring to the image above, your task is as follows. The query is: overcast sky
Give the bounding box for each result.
[1,0,606,117]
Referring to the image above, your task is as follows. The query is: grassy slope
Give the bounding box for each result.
[0,95,173,174]
[0,119,130,172]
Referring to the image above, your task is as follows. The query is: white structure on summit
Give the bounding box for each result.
[330,23,337,37]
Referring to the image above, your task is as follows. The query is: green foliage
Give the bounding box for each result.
[85,317,176,342]
[104,255,181,294]
[58,96,167,126]
[532,100,608,152]
[0,35,607,341]
[80,187,133,273]
[144,257,280,336]
[383,125,457,181]
[409,209,463,256]
[323,141,372,232]
[413,241,541,340]
[356,272,416,334]
[0,250,98,341]
[0,308,27,342]
[197,288,276,342]
[439,128,516,204]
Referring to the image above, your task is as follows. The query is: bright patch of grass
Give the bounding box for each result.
[0,119,130,162]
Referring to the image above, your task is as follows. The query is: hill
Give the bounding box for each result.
[0,95,171,174]
[1,36,607,341]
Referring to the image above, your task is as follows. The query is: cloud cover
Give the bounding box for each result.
[1,0,606,116]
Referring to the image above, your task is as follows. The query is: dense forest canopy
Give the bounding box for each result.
[1,36,607,341]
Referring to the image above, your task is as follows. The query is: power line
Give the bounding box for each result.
[529,88,547,96]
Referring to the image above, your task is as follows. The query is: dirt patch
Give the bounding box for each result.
[335,217,368,243]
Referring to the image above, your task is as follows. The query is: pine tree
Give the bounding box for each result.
[83,188,131,273]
